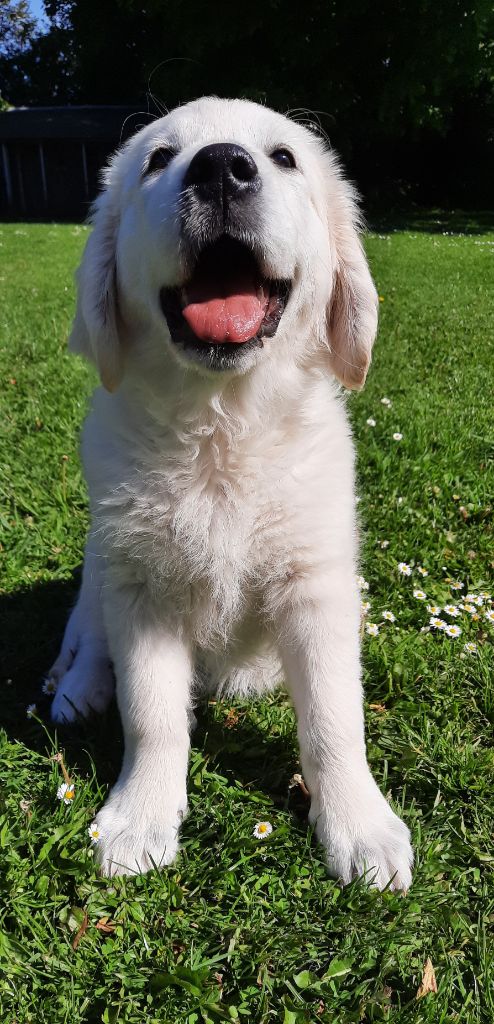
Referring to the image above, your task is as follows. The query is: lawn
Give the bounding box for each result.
[0,220,493,1023]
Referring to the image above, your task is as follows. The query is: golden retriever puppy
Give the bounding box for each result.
[49,97,413,888]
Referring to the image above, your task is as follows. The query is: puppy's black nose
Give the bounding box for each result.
[183,143,261,205]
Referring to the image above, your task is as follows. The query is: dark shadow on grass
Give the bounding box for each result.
[0,574,124,786]
[0,577,427,817]
[367,206,494,235]
[192,702,304,810]
[0,575,80,733]
[0,576,305,810]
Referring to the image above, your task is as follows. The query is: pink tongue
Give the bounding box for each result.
[183,288,268,344]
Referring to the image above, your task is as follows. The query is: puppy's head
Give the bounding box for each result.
[70,97,378,391]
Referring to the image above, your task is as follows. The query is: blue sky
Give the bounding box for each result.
[27,0,48,27]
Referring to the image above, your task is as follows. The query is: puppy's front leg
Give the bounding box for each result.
[93,576,192,877]
[277,577,413,890]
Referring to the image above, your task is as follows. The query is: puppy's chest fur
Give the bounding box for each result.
[98,424,280,646]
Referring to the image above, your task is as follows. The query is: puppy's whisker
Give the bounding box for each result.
[119,110,159,147]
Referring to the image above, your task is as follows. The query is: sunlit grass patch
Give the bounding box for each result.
[0,221,493,1022]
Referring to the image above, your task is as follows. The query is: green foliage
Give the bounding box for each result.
[0,0,37,55]
[1,2,494,201]
[0,221,493,1021]
[26,0,494,128]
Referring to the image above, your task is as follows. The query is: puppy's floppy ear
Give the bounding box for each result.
[69,188,123,392]
[326,170,378,390]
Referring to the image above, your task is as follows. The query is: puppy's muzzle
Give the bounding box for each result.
[162,143,290,373]
[183,143,262,214]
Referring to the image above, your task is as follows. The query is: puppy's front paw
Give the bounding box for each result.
[312,784,413,891]
[92,799,185,877]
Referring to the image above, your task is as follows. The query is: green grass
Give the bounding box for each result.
[0,220,493,1023]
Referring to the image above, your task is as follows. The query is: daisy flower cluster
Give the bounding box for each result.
[55,770,104,846]
[396,563,492,648]
[359,576,399,636]
[50,748,105,847]
[361,556,492,651]
[364,395,404,443]
[56,769,103,845]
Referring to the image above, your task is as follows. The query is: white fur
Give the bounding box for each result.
[50,97,412,888]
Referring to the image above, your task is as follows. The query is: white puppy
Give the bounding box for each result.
[49,97,413,888]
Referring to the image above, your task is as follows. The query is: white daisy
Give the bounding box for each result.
[427,604,441,615]
[417,567,429,577]
[392,432,403,441]
[463,642,478,654]
[382,610,396,622]
[443,605,460,617]
[42,676,58,696]
[429,617,446,630]
[398,562,412,576]
[380,540,390,549]
[413,589,427,600]
[450,581,464,591]
[57,782,75,805]
[253,821,273,839]
[463,603,477,615]
[357,576,369,591]
[366,417,376,427]
[365,623,380,636]
[485,609,494,624]
[465,594,483,606]
[361,601,371,614]
[26,703,37,719]
[444,624,462,638]
[479,591,491,601]
[381,397,392,407]
[88,821,101,844]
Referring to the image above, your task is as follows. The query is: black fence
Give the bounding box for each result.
[0,106,148,221]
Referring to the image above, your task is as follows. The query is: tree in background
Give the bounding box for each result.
[0,0,77,104]
[0,0,36,55]
[0,0,493,204]
[0,0,37,105]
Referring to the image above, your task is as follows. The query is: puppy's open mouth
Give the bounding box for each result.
[160,236,291,368]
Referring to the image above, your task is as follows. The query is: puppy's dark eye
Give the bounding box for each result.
[145,147,176,176]
[270,148,296,170]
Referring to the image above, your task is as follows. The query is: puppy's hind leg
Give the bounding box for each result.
[50,538,114,723]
